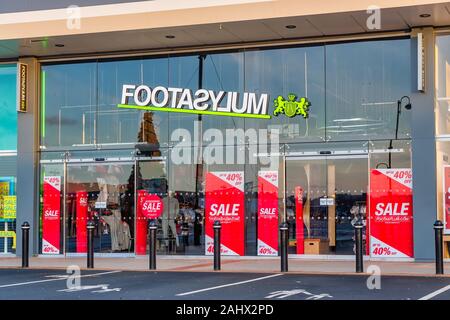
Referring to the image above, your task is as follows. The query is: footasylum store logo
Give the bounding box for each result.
[118,84,309,119]
[273,94,310,118]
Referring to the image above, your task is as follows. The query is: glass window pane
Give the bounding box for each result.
[0,64,17,151]
[168,55,199,146]
[168,147,204,255]
[41,62,96,148]
[436,141,450,228]
[325,39,412,141]
[369,140,412,170]
[244,46,326,143]
[142,57,169,148]
[97,59,142,145]
[0,64,17,254]
[65,163,135,253]
[436,35,450,135]
[202,52,245,138]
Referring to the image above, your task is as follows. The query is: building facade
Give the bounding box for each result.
[0,0,449,262]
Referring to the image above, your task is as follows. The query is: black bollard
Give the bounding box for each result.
[280,222,288,272]
[434,220,444,275]
[213,221,221,271]
[149,220,157,270]
[354,219,364,273]
[21,222,30,268]
[87,220,95,269]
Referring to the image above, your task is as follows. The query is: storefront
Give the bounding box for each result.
[36,37,414,258]
[435,32,450,259]
[0,64,17,254]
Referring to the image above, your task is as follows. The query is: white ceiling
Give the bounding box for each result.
[1,3,450,60]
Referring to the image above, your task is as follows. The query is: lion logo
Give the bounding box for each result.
[273,93,310,118]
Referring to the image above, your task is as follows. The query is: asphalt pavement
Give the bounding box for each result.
[0,268,448,300]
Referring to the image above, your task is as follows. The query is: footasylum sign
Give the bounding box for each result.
[118,84,310,119]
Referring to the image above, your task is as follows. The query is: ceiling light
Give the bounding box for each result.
[285,25,297,29]
[165,35,175,39]
[30,39,47,43]
[419,13,431,18]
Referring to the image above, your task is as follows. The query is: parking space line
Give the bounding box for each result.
[176,273,283,296]
[0,271,121,288]
[418,284,450,300]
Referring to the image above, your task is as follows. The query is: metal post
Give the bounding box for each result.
[21,222,30,268]
[280,222,288,272]
[354,219,364,273]
[213,221,221,271]
[87,220,95,269]
[434,220,444,275]
[149,220,157,270]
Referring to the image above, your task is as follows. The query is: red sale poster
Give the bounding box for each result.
[136,190,148,255]
[443,166,450,233]
[205,171,245,256]
[257,171,279,256]
[42,176,61,254]
[295,186,304,254]
[369,169,413,258]
[76,191,88,253]
[141,194,164,219]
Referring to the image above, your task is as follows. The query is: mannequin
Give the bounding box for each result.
[120,221,131,251]
[160,186,180,248]
[193,210,203,246]
[102,209,123,251]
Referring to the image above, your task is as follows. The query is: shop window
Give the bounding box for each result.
[41,62,96,148]
[369,140,412,170]
[244,46,326,144]
[38,38,414,257]
[436,34,450,258]
[98,58,169,146]
[436,141,450,259]
[0,64,17,254]
[326,39,412,141]
[202,52,245,137]
[168,147,204,255]
[167,55,202,147]
[436,35,450,136]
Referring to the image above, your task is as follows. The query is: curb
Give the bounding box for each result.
[0,265,448,278]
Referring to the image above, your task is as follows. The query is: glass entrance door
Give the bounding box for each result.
[135,160,169,254]
[65,162,135,254]
[285,155,368,255]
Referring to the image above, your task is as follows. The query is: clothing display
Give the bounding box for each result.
[96,177,108,203]
[119,221,131,251]
[102,210,130,251]
[96,175,120,206]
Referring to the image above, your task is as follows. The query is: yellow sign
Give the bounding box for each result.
[0,182,9,196]
[0,231,16,249]
[17,63,28,113]
[2,196,16,219]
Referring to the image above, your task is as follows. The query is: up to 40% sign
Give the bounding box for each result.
[372,246,394,256]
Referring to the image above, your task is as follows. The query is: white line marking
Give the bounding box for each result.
[176,273,283,296]
[419,284,450,300]
[0,271,121,288]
